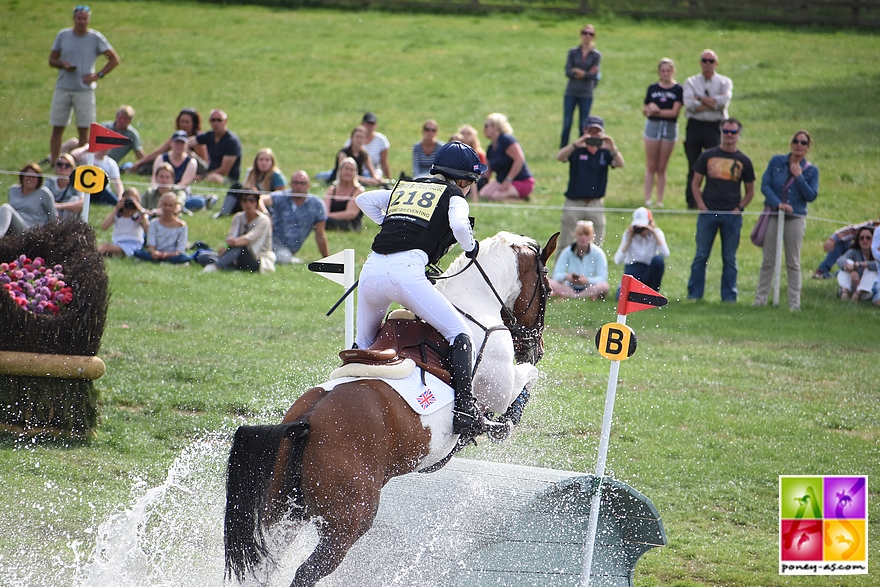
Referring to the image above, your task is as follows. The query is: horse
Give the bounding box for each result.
[224,231,558,587]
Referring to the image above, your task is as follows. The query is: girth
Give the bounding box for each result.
[338,318,452,385]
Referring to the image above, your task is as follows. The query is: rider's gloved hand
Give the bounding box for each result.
[465,241,479,259]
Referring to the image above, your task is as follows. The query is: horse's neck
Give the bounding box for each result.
[438,272,510,324]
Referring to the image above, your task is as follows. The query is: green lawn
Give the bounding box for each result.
[0,2,878,586]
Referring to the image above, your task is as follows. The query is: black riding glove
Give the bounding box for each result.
[465,241,479,259]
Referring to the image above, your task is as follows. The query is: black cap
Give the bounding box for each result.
[362,112,377,124]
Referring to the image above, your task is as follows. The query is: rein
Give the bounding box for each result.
[450,242,549,372]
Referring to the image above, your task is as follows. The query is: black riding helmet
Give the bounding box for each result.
[430,141,488,183]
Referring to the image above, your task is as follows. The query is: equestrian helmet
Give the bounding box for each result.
[430,141,488,183]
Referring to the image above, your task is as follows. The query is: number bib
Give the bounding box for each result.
[386,181,446,224]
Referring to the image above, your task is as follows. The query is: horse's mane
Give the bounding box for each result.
[443,231,539,276]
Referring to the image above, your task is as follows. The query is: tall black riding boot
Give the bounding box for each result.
[449,333,484,437]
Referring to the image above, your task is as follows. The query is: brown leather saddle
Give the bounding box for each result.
[338,318,452,385]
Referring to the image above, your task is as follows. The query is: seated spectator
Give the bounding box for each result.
[549,220,609,300]
[203,191,275,274]
[64,104,146,165]
[261,171,329,264]
[455,124,487,165]
[412,119,444,178]
[329,126,379,185]
[212,147,288,218]
[813,218,880,279]
[97,188,150,257]
[151,131,198,192]
[873,226,880,307]
[133,193,190,264]
[479,112,535,201]
[836,227,877,301]
[1,163,58,237]
[92,148,124,205]
[190,109,242,184]
[142,164,187,216]
[131,107,209,175]
[613,207,670,292]
[357,112,391,180]
[324,157,365,232]
[44,154,84,219]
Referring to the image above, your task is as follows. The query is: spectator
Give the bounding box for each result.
[455,124,487,165]
[203,191,275,274]
[344,112,390,180]
[96,188,150,258]
[683,49,732,209]
[330,126,379,185]
[812,218,880,280]
[151,131,197,191]
[324,157,365,232]
[133,193,190,264]
[190,109,242,184]
[142,164,187,216]
[1,163,58,238]
[614,207,670,293]
[65,105,145,164]
[44,154,84,219]
[836,227,876,302]
[480,113,534,201]
[91,148,123,205]
[754,130,820,311]
[213,148,287,217]
[412,119,444,178]
[48,6,120,164]
[872,226,880,307]
[555,115,624,249]
[687,118,755,303]
[261,171,329,264]
[131,108,208,174]
[643,58,683,208]
[560,23,601,148]
[549,220,609,301]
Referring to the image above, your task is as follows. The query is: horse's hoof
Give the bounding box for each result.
[485,420,513,443]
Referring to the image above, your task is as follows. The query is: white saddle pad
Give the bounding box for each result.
[319,365,453,416]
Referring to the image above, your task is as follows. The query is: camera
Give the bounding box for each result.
[123,198,137,210]
[633,226,647,235]
[584,137,604,147]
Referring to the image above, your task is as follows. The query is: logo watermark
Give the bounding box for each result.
[779,475,868,575]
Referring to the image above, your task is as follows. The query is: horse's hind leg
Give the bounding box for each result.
[289,508,377,587]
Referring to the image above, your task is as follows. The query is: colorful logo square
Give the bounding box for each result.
[779,475,868,575]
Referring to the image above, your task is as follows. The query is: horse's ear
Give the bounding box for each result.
[541,233,560,264]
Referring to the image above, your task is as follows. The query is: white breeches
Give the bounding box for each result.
[356,250,470,352]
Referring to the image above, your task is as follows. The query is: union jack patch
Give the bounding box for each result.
[417,388,436,409]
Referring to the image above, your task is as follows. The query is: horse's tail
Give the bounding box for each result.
[224,419,311,582]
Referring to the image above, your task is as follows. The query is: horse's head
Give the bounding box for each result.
[504,232,558,365]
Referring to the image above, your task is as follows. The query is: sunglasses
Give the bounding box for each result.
[791,139,809,146]
[701,58,716,64]
[73,5,90,14]
[209,117,224,122]
[423,127,437,132]
[859,234,873,240]
[722,128,739,135]
[55,161,72,168]
[581,30,594,35]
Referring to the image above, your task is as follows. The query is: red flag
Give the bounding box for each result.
[87,123,131,152]
[616,274,668,315]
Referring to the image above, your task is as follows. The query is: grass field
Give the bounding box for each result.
[1,2,879,586]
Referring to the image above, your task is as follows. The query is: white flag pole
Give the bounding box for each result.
[80,152,95,222]
[771,209,785,306]
[344,248,355,349]
[579,312,625,587]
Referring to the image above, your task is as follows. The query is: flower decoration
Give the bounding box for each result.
[0,255,74,315]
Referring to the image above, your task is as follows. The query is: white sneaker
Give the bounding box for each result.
[202,264,218,273]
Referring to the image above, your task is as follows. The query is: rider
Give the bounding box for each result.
[355,141,490,437]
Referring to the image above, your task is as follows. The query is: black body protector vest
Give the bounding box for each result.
[371,178,463,265]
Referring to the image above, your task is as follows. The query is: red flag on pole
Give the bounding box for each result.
[87,123,131,152]
[616,274,668,316]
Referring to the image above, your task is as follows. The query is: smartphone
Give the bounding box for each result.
[584,137,604,147]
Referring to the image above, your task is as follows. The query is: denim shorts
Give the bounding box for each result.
[644,118,678,142]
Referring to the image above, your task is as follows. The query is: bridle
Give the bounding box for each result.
[448,241,550,372]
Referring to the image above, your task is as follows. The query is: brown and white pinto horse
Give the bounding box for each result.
[224,231,558,587]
